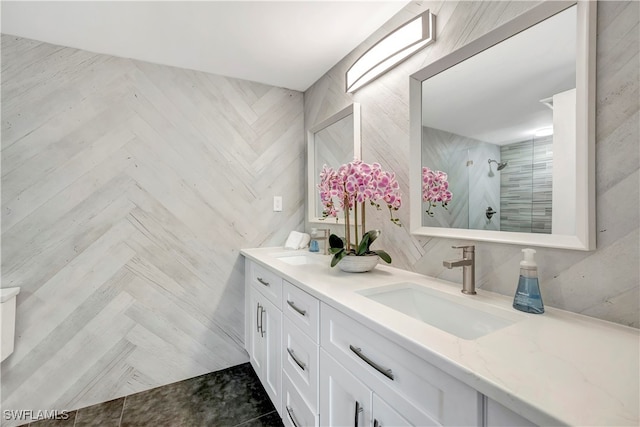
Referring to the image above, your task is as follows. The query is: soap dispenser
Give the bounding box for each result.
[513,248,544,314]
[309,228,319,252]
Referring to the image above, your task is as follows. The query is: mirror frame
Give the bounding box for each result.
[307,103,362,224]
[409,1,596,250]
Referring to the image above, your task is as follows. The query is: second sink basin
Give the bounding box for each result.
[274,252,326,266]
[358,283,521,340]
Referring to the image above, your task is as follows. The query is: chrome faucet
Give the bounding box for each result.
[443,245,476,295]
[312,228,330,255]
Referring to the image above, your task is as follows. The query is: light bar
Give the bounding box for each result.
[346,10,436,93]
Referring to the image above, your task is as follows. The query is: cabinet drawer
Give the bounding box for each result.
[283,373,318,427]
[321,303,480,426]
[283,318,318,412]
[373,394,415,427]
[283,281,319,342]
[249,261,283,308]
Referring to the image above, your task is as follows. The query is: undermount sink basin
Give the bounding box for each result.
[274,252,325,266]
[358,283,521,340]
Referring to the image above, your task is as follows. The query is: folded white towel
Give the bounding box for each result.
[284,231,311,249]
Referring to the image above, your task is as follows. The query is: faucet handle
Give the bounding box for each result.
[316,228,329,237]
[452,245,474,251]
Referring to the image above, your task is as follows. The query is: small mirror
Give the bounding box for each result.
[409,1,595,250]
[307,103,361,224]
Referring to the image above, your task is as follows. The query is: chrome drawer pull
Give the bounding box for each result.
[257,277,270,286]
[259,306,265,338]
[287,300,307,317]
[354,400,363,427]
[349,345,394,380]
[286,405,301,427]
[286,347,306,371]
[256,303,261,333]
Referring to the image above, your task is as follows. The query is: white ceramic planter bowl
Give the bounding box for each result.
[337,254,379,273]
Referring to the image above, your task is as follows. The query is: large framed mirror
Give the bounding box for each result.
[409,1,596,250]
[307,103,362,224]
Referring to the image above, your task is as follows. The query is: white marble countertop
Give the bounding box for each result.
[241,247,639,426]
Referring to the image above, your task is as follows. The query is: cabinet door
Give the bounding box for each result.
[248,286,265,376]
[372,394,414,427]
[261,294,282,415]
[320,349,371,427]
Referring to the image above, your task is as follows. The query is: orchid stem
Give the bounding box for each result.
[344,195,351,251]
[354,202,359,249]
[361,202,366,236]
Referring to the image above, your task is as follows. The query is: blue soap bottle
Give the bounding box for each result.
[309,228,319,252]
[513,248,544,314]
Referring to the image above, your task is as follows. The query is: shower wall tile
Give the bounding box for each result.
[304,0,639,328]
[500,136,553,233]
[1,35,304,426]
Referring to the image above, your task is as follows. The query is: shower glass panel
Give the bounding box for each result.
[467,145,500,231]
[421,141,470,229]
[421,125,506,231]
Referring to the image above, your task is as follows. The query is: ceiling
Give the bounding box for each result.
[1,1,409,92]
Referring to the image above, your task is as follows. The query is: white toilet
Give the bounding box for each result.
[1,287,20,362]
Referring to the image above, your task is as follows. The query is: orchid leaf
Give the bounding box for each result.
[357,230,381,255]
[373,250,392,264]
[356,233,370,255]
[366,229,380,244]
[329,234,344,249]
[330,249,347,267]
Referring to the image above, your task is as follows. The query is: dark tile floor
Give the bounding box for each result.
[23,363,283,427]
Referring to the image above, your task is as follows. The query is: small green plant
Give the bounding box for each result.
[328,230,392,268]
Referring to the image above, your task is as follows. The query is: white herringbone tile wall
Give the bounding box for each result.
[1,34,304,424]
[305,1,639,328]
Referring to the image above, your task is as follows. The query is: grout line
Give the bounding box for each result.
[117,396,127,427]
[72,409,77,427]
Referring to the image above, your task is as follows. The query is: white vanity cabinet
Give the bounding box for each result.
[282,281,320,427]
[245,260,283,415]
[321,303,481,427]
[320,348,414,427]
[484,398,537,427]
[242,248,638,427]
[245,257,482,427]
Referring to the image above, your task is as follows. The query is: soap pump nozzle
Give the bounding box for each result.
[520,248,537,269]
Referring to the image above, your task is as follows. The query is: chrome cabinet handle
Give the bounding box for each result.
[287,300,306,317]
[259,306,265,337]
[354,400,363,427]
[257,277,270,286]
[286,347,306,371]
[256,303,261,333]
[349,345,394,380]
[286,405,301,427]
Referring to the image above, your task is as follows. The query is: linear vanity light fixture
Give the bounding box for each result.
[346,10,436,93]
